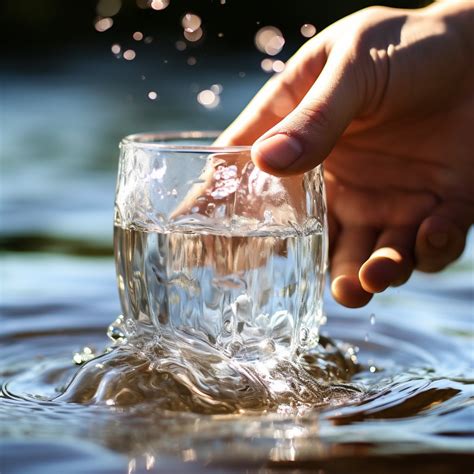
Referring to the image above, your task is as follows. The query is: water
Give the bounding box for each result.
[1,57,473,472]
[59,225,358,413]
[114,226,326,360]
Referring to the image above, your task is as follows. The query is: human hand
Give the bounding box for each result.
[217,1,474,307]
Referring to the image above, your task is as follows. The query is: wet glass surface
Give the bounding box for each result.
[1,56,473,473]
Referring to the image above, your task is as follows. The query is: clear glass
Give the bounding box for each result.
[114,131,328,361]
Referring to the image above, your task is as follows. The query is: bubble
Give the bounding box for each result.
[300,23,317,38]
[184,27,203,42]
[111,43,121,54]
[217,32,224,38]
[197,89,220,108]
[370,313,376,325]
[181,13,201,32]
[272,59,285,73]
[187,56,197,66]
[238,71,246,78]
[255,26,285,56]
[150,0,169,10]
[369,366,376,373]
[94,17,114,32]
[97,0,121,16]
[147,91,158,100]
[144,36,153,44]
[123,49,136,60]
[133,31,143,41]
[175,40,186,51]
[210,84,223,94]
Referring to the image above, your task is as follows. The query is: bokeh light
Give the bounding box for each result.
[260,58,273,73]
[151,0,169,11]
[175,40,186,51]
[111,43,121,54]
[187,56,197,66]
[123,49,136,60]
[96,0,121,17]
[133,31,144,41]
[300,23,317,38]
[94,17,114,32]
[255,26,285,56]
[197,89,220,108]
[272,60,285,72]
[148,91,158,100]
[184,27,203,42]
[210,84,223,94]
[181,13,201,33]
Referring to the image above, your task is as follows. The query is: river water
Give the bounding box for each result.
[1,55,473,473]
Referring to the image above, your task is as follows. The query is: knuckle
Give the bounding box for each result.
[296,105,332,135]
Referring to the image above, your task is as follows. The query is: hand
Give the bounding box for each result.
[217,2,474,307]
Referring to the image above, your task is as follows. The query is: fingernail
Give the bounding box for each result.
[427,231,448,248]
[252,134,303,170]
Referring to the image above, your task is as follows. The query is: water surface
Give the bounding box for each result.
[1,57,473,473]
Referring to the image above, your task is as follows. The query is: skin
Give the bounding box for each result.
[215,1,474,308]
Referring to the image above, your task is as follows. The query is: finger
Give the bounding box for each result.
[359,226,417,293]
[216,38,329,147]
[251,43,365,176]
[330,226,377,308]
[415,201,473,273]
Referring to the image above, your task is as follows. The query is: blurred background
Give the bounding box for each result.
[1,0,427,292]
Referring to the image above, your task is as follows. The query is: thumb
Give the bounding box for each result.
[251,48,364,176]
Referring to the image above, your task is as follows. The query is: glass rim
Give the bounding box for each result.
[120,131,252,153]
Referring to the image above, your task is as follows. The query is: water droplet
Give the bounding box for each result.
[147,91,158,100]
[151,0,169,10]
[255,26,285,56]
[300,23,317,38]
[217,32,224,38]
[238,71,246,78]
[97,0,121,17]
[261,58,273,73]
[272,59,285,73]
[175,40,186,51]
[197,89,220,108]
[191,206,199,214]
[187,56,197,66]
[370,313,375,325]
[133,31,143,41]
[210,84,223,94]
[171,189,178,197]
[144,35,153,44]
[369,366,376,373]
[184,27,203,42]
[299,327,308,343]
[123,49,136,60]
[94,17,114,32]
[181,13,201,32]
[111,43,121,54]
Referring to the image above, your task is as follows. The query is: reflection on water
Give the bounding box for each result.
[1,60,473,472]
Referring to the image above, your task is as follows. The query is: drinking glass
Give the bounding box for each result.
[114,131,328,361]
